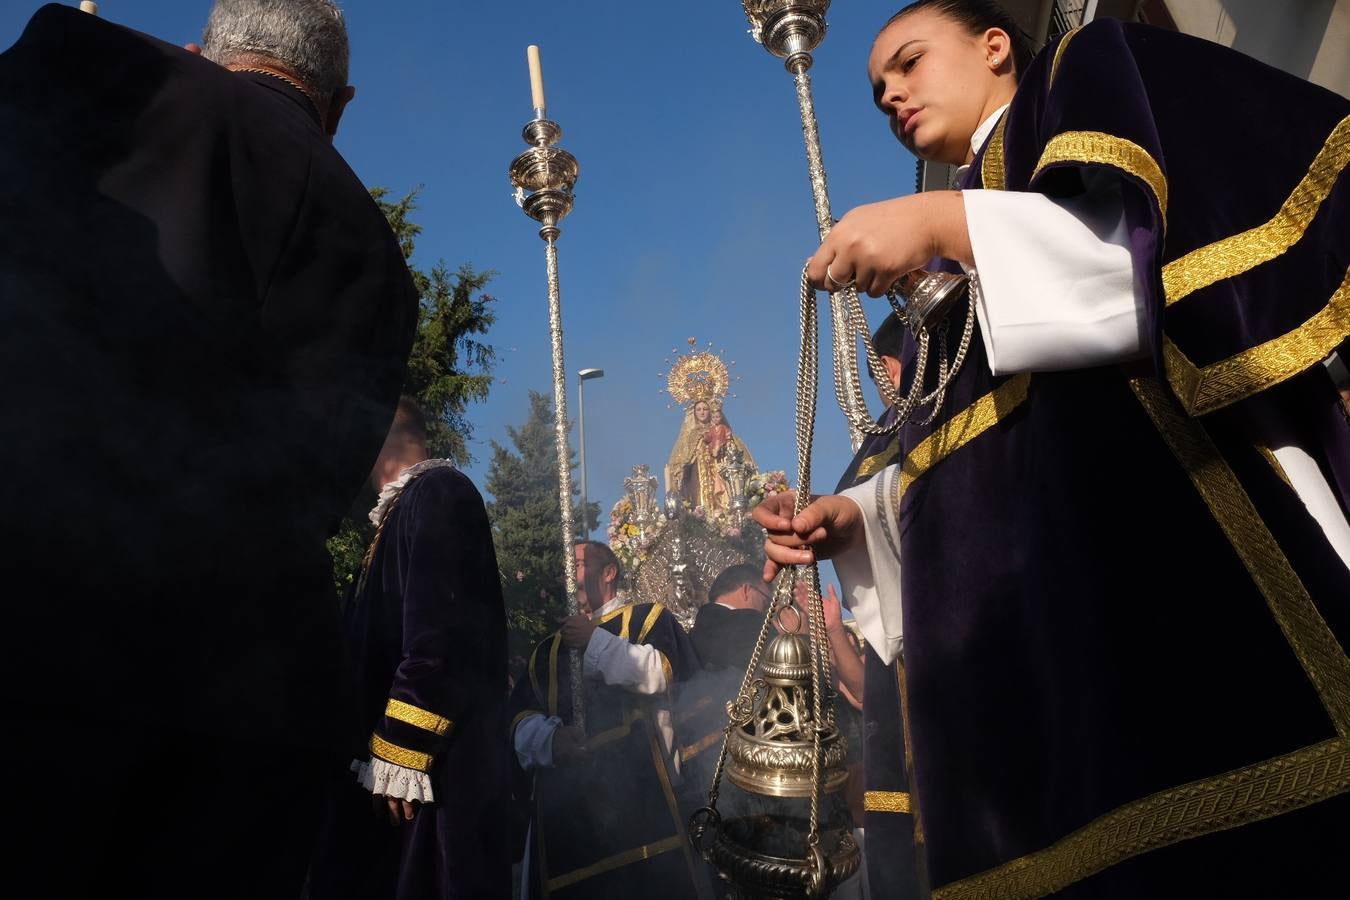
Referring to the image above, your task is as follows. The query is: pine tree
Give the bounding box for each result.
[327,187,497,601]
[485,391,598,652]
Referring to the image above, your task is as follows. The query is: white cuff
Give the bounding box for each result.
[514,713,562,770]
[351,757,435,803]
[964,185,1144,374]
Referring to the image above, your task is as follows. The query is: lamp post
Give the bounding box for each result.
[577,367,604,538]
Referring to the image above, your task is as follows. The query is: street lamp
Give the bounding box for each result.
[577,368,604,538]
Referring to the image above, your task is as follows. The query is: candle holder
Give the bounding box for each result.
[510,95,585,729]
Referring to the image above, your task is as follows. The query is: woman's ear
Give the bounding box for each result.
[983,27,1011,71]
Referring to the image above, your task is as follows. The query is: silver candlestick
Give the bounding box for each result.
[509,55,585,730]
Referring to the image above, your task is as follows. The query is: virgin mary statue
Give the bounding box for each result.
[665,399,756,513]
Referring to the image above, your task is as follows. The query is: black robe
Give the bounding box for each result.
[312,465,511,899]
[0,6,416,896]
[892,20,1349,899]
[507,601,709,899]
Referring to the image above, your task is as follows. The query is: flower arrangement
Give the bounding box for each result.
[747,470,791,508]
[605,470,791,574]
[607,495,667,573]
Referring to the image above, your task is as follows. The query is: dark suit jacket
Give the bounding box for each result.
[0,5,417,749]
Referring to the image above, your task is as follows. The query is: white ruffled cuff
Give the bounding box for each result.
[350,757,436,803]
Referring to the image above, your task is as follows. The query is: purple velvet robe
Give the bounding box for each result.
[892,20,1350,898]
[313,466,512,899]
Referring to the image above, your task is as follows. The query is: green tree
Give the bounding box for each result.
[327,187,497,600]
[486,391,599,653]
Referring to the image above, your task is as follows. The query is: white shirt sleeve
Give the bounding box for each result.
[1270,444,1350,572]
[963,171,1147,375]
[513,712,561,770]
[832,468,904,665]
[583,626,668,695]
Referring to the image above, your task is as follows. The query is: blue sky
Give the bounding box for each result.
[3,1,918,572]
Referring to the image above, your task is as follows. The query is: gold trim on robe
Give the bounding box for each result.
[384,698,453,736]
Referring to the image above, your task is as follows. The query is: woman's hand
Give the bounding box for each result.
[807,191,972,297]
[752,490,866,581]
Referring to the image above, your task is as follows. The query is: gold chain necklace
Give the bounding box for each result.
[231,67,323,122]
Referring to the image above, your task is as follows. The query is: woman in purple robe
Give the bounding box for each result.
[758,1,1349,897]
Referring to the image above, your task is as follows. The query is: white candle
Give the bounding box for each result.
[79,1,100,14]
[527,45,546,111]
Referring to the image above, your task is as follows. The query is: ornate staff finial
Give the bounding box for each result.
[508,45,585,729]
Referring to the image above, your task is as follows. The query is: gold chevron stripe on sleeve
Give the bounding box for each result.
[1163,115,1350,305]
[1163,266,1350,415]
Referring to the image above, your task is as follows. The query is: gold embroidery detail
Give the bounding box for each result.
[384,698,452,736]
[933,737,1350,900]
[856,435,901,481]
[679,730,724,764]
[659,651,673,686]
[1162,267,1350,415]
[544,835,686,892]
[1255,444,1293,488]
[619,605,634,641]
[1131,376,1350,734]
[369,734,434,773]
[598,603,632,625]
[547,633,562,719]
[1033,131,1168,226]
[898,374,1031,500]
[1163,115,1350,305]
[864,791,912,814]
[981,113,1007,191]
[638,604,665,643]
[1049,26,1084,85]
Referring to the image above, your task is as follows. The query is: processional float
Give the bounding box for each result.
[508,46,586,729]
[688,2,977,897]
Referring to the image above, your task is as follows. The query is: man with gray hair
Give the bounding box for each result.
[0,3,416,897]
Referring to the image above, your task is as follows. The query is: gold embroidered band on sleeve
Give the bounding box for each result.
[384,698,453,736]
[369,734,434,772]
[981,114,1008,191]
[898,374,1031,501]
[1163,266,1350,415]
[933,737,1348,900]
[1130,376,1350,734]
[1032,131,1168,227]
[1163,115,1350,305]
[864,791,913,813]
[637,604,665,643]
[1049,26,1084,85]
[659,651,673,686]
